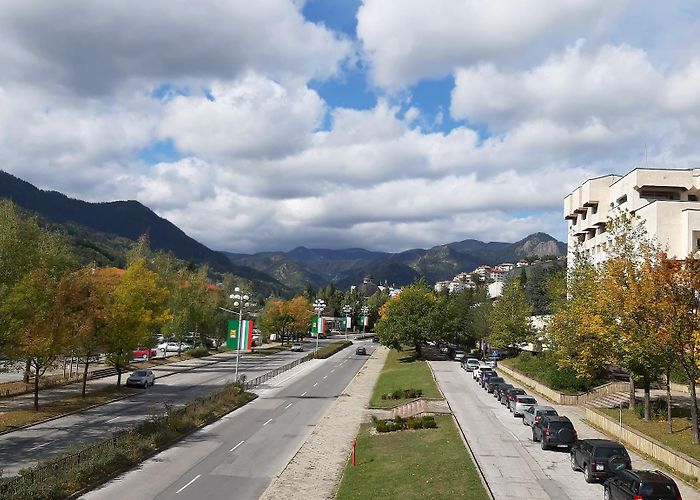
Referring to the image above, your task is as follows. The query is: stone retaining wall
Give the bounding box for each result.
[586,407,700,482]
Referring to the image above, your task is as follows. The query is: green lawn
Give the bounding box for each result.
[600,408,700,464]
[369,347,442,408]
[335,416,489,500]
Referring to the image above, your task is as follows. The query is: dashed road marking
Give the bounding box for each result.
[106,416,120,423]
[285,403,293,409]
[176,474,200,494]
[28,442,51,451]
[263,418,273,426]
[230,440,244,452]
[301,391,307,396]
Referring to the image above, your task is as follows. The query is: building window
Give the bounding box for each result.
[639,190,680,201]
[581,210,587,220]
[616,194,627,205]
[689,195,698,201]
[591,205,598,214]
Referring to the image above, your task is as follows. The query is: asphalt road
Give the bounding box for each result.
[431,361,699,500]
[83,341,376,500]
[0,340,338,476]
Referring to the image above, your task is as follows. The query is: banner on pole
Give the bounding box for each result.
[227,319,254,350]
[346,316,352,329]
[311,316,325,336]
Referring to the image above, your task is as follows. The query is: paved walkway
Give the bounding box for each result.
[259,346,389,500]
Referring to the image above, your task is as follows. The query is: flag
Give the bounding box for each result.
[346,316,352,329]
[227,319,254,350]
[311,315,325,335]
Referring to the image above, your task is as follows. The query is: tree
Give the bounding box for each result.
[103,259,170,386]
[286,296,314,338]
[375,284,439,352]
[259,299,294,344]
[487,277,533,349]
[168,266,211,351]
[55,266,119,398]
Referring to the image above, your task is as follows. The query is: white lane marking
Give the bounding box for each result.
[176,474,201,494]
[509,431,519,441]
[230,440,244,452]
[106,416,120,423]
[330,369,335,373]
[263,418,273,426]
[28,442,51,451]
[313,382,318,387]
[301,391,307,396]
[322,375,327,380]
[285,403,293,409]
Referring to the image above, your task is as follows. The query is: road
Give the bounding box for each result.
[83,341,376,500]
[431,361,699,500]
[0,341,337,476]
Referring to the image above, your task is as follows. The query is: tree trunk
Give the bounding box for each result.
[643,377,651,421]
[688,377,699,444]
[665,367,673,434]
[33,371,40,411]
[628,377,636,410]
[24,359,30,384]
[81,359,90,399]
[116,366,122,387]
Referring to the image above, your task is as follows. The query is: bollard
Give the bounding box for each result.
[351,439,356,466]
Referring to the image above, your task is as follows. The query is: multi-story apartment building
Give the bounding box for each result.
[564,168,700,265]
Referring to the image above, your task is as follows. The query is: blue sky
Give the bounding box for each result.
[1,1,699,252]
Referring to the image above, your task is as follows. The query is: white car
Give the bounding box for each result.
[290,342,303,352]
[454,351,466,361]
[463,358,480,372]
[159,342,191,353]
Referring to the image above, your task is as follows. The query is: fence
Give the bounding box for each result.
[0,353,316,496]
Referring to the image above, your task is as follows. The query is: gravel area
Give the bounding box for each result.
[259,345,389,500]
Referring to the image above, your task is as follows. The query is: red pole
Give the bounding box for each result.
[351,439,356,466]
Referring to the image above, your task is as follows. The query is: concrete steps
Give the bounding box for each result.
[587,391,631,409]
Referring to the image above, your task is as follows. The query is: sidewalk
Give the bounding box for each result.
[259,346,389,500]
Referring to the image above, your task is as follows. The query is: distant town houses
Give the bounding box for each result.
[433,261,527,294]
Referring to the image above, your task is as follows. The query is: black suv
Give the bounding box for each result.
[604,469,681,499]
[496,383,513,403]
[480,370,498,388]
[570,438,631,483]
[532,415,578,450]
[485,377,505,394]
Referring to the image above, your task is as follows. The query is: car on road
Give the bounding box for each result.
[603,469,681,500]
[290,342,303,352]
[483,356,498,368]
[504,387,528,410]
[462,358,480,372]
[512,395,537,417]
[522,405,558,427]
[480,370,498,388]
[372,335,380,343]
[126,369,155,388]
[495,383,513,403]
[570,438,631,483]
[485,376,506,394]
[473,365,492,381]
[132,346,156,361]
[159,342,191,353]
[453,350,467,361]
[355,346,367,355]
[532,415,577,450]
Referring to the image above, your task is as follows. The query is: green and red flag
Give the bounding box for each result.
[227,319,254,350]
[311,315,325,336]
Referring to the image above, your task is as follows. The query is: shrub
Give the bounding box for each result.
[406,417,423,429]
[422,416,437,428]
[509,352,606,394]
[188,347,210,358]
[634,399,668,420]
[393,416,406,429]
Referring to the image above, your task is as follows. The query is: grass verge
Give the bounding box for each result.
[501,352,608,394]
[599,408,700,464]
[0,387,135,433]
[313,341,352,359]
[369,347,442,408]
[335,415,489,500]
[0,383,255,499]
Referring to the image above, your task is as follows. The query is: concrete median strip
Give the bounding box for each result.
[259,346,389,500]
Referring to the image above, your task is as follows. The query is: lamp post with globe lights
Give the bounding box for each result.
[361,305,369,334]
[342,304,352,340]
[313,298,326,354]
[230,287,251,382]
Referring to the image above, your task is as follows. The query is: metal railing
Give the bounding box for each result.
[244,353,313,390]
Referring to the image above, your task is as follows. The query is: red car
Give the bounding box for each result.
[132,347,156,360]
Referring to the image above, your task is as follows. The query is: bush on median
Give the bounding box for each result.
[372,414,438,433]
[312,341,352,359]
[187,347,210,358]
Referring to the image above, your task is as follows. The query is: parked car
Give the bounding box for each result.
[512,395,537,417]
[480,371,499,388]
[485,376,506,394]
[571,439,631,483]
[462,358,480,372]
[603,469,681,500]
[505,387,528,411]
[453,350,466,361]
[496,383,514,403]
[126,369,155,388]
[473,365,491,381]
[132,346,156,360]
[290,342,303,352]
[532,415,577,450]
[159,342,191,353]
[355,346,367,355]
[522,405,558,427]
[484,356,498,368]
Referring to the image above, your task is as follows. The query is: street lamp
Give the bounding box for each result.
[313,298,326,353]
[361,305,369,334]
[342,304,352,340]
[230,286,251,382]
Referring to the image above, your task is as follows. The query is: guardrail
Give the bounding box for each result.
[244,353,313,390]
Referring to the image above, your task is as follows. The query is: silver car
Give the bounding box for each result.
[522,405,558,427]
[126,369,155,388]
[512,395,537,417]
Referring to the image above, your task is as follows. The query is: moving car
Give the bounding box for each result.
[512,395,537,417]
[290,342,303,352]
[570,439,631,483]
[522,405,558,427]
[126,369,155,388]
[355,346,367,355]
[532,415,577,450]
[603,469,681,500]
[372,336,380,343]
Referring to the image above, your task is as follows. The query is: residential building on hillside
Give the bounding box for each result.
[434,280,451,293]
[491,269,506,282]
[565,168,700,265]
[473,265,492,282]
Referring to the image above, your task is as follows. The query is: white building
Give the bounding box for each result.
[434,281,451,293]
[565,168,700,265]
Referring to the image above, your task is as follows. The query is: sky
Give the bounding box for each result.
[1,1,700,253]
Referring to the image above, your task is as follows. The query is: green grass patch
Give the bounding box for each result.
[369,347,442,408]
[249,345,289,356]
[187,347,210,358]
[313,341,352,359]
[335,415,488,500]
[0,383,255,499]
[599,408,700,464]
[502,352,608,394]
[0,386,134,433]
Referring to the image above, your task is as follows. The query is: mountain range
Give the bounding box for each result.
[0,170,566,294]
